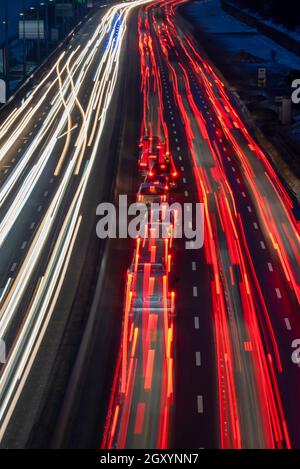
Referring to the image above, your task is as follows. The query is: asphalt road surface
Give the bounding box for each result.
[0,0,299,449]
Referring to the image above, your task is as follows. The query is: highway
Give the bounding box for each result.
[0,0,153,447]
[0,0,299,450]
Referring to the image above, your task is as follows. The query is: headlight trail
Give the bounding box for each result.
[0,0,153,441]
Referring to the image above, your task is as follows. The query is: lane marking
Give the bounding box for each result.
[284,318,292,330]
[196,352,201,367]
[20,241,27,250]
[197,395,204,414]
[184,190,188,197]
[275,288,282,299]
[260,241,266,250]
[267,262,273,272]
[192,261,196,271]
[247,206,252,213]
[193,286,198,297]
[29,222,35,230]
[194,316,199,329]
[10,262,17,272]
[253,222,258,230]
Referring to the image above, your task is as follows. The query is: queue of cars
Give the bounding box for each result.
[137,135,178,203]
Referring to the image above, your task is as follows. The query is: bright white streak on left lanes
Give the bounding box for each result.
[0,0,152,440]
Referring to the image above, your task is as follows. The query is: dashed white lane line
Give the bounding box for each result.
[10,262,17,272]
[267,262,273,272]
[247,206,252,213]
[37,205,42,212]
[44,191,48,197]
[275,288,282,299]
[236,178,241,184]
[184,190,188,197]
[231,166,236,172]
[241,192,246,198]
[21,241,27,250]
[253,222,259,230]
[50,177,54,183]
[197,395,204,414]
[195,352,201,367]
[178,156,182,161]
[177,146,181,151]
[260,241,266,250]
[193,286,198,297]
[192,261,196,271]
[284,318,292,330]
[29,222,35,230]
[183,177,186,183]
[194,316,200,329]
[180,166,185,172]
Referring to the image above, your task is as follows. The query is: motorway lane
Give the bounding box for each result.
[149,0,300,448]
[0,0,152,447]
[100,4,218,449]
[151,17,218,448]
[50,11,143,448]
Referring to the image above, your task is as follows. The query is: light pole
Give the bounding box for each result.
[40,3,48,55]
[19,11,27,80]
[29,4,40,63]
[4,0,9,94]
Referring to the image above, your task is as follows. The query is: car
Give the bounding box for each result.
[148,152,178,187]
[145,174,170,191]
[138,136,165,173]
[137,182,168,204]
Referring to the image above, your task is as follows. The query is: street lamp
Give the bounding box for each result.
[39,3,49,55]
[3,0,9,94]
[19,10,27,79]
